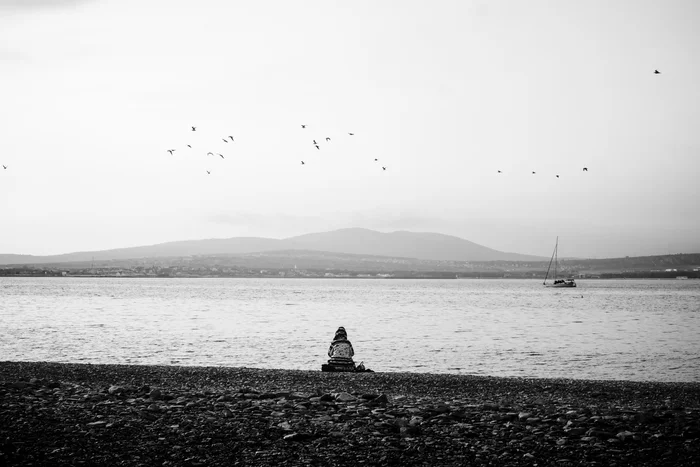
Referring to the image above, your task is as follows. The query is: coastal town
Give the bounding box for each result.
[2,253,699,280]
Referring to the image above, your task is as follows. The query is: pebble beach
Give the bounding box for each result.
[1,362,699,466]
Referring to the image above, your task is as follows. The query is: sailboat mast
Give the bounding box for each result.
[554,237,558,281]
[543,237,557,285]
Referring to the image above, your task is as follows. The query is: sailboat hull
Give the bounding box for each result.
[546,281,577,288]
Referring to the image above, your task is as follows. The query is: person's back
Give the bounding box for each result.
[325,326,355,370]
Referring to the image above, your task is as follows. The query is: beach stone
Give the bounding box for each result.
[400,426,421,436]
[283,432,312,442]
[334,392,356,402]
[149,388,162,400]
[370,394,389,405]
[277,421,292,430]
[588,429,615,439]
[108,385,124,395]
[617,430,635,442]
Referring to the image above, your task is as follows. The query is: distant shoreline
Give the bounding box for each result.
[1,274,698,280]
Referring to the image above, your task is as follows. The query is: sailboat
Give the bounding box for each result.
[543,237,576,287]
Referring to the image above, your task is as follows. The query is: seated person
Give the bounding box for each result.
[327,326,355,369]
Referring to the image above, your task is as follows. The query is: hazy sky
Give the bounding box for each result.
[1,0,699,258]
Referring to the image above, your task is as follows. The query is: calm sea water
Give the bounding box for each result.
[1,278,699,382]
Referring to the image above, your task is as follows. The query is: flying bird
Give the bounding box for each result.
[348,133,354,135]
[532,171,536,174]
[187,145,192,148]
[654,70,661,74]
[374,158,378,161]
[228,136,234,142]
[206,170,211,174]
[191,126,196,131]
[167,149,175,155]
[382,167,386,171]
[497,170,502,173]
[301,125,306,129]
[207,152,214,156]
[223,138,229,143]
[315,145,320,150]
[313,140,317,145]
[218,153,225,159]
[556,175,560,178]
[301,161,305,165]
[2,165,6,169]
[326,137,331,142]
[583,167,588,171]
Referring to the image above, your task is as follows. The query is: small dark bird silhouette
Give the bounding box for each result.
[301,125,306,129]
[348,133,354,135]
[532,171,536,174]
[228,136,234,142]
[207,152,214,156]
[223,138,228,143]
[382,167,386,171]
[218,153,224,159]
[301,161,305,165]
[583,167,588,171]
[315,145,320,150]
[167,149,175,155]
[556,175,560,178]
[206,170,211,174]
[374,158,378,161]
[187,145,192,148]
[191,126,196,131]
[497,170,502,173]
[2,165,6,169]
[326,137,331,142]
[313,140,317,145]
[654,70,660,74]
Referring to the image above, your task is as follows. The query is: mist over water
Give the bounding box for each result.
[1,278,698,382]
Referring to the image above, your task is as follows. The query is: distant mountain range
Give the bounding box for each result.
[0,228,547,266]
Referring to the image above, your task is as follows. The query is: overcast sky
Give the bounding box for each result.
[1,0,698,258]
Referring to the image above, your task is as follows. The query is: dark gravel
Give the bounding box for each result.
[1,361,699,466]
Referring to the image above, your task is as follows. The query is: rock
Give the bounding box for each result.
[334,392,356,402]
[567,427,587,436]
[617,430,635,442]
[149,389,162,400]
[108,385,124,395]
[400,426,421,436]
[283,432,313,442]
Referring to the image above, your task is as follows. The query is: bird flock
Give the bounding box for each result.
[497,167,589,178]
[1,70,664,177]
[163,124,381,175]
[490,69,663,179]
